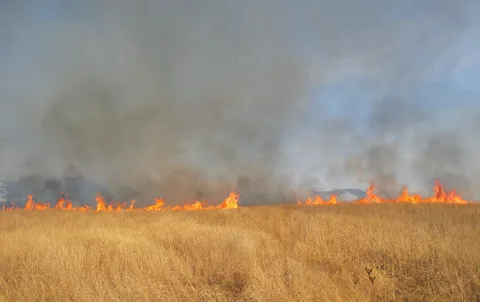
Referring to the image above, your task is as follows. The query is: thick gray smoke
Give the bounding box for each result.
[1,0,479,203]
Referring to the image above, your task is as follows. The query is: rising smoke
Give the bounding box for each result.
[1,0,479,203]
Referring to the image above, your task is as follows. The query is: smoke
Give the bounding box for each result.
[1,0,479,203]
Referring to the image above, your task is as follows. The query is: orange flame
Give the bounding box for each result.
[298,194,338,205]
[127,200,136,211]
[7,191,241,212]
[1,181,472,212]
[297,181,470,205]
[95,194,107,212]
[23,195,51,210]
[217,192,239,209]
[144,198,165,211]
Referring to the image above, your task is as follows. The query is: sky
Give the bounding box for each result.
[1,1,480,201]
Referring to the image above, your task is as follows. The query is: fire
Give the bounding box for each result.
[0,181,472,212]
[55,196,66,209]
[95,194,107,212]
[144,198,166,211]
[53,193,89,211]
[297,194,338,205]
[218,192,239,209]
[127,200,136,211]
[297,181,470,205]
[355,184,383,204]
[2,191,241,212]
[24,195,50,211]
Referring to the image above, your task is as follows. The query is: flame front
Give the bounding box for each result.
[297,195,338,205]
[218,192,239,209]
[5,191,241,212]
[298,181,469,205]
[95,194,107,212]
[2,181,472,212]
[3,191,239,212]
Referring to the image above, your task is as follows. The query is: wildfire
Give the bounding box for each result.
[0,181,472,212]
[297,195,338,205]
[2,191,240,212]
[297,181,470,205]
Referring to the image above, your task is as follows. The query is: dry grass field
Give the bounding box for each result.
[0,204,479,301]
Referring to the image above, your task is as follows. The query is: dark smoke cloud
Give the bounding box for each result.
[1,0,479,203]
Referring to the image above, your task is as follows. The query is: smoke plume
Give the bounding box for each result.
[1,0,479,203]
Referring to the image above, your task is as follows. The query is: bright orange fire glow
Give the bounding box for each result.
[0,181,471,212]
[2,191,241,212]
[298,181,470,205]
[297,194,338,205]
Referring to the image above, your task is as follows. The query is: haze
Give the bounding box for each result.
[1,0,480,203]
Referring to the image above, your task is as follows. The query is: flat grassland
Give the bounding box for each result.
[0,204,479,301]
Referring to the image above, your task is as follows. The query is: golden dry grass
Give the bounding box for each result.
[0,204,479,301]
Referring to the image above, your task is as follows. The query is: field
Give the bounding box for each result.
[0,204,479,301]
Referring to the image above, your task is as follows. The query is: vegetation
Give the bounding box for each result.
[0,204,479,301]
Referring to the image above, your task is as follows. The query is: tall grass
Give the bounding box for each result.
[0,204,479,301]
